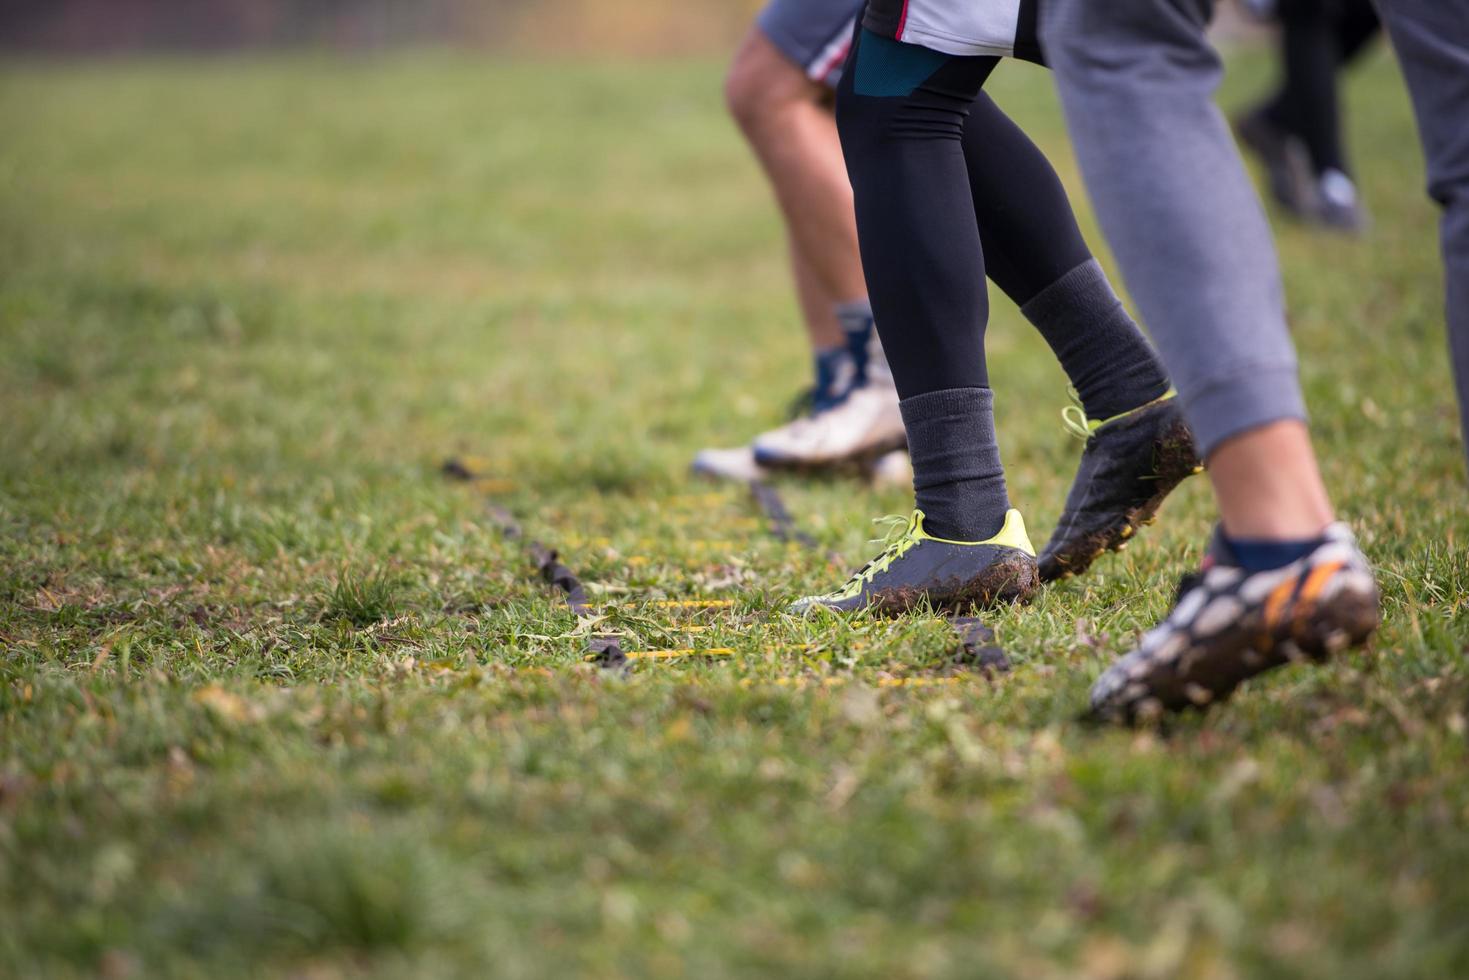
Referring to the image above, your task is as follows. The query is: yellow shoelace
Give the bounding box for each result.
[830,514,921,596]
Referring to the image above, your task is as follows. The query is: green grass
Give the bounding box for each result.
[2,47,1467,978]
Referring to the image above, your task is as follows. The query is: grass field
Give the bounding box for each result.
[2,46,1467,978]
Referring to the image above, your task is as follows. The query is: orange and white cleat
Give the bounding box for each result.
[1089,524,1380,724]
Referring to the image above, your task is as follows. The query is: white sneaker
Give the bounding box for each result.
[869,448,913,490]
[690,445,770,484]
[1311,168,1368,233]
[751,379,905,469]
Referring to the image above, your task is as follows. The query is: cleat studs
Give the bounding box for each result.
[1120,525,1135,539]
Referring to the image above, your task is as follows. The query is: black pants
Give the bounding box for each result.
[1264,0,1382,176]
[835,36,1091,397]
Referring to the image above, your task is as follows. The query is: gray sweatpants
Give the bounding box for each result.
[1039,0,1469,468]
[1376,0,1469,471]
[1037,0,1306,457]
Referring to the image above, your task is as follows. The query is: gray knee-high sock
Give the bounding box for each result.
[1021,259,1171,421]
[900,387,1010,541]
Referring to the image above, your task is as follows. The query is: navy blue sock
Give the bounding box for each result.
[1215,529,1327,573]
[812,345,858,412]
[835,300,875,383]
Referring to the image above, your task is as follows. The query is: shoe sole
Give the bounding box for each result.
[1091,577,1381,725]
[754,434,909,475]
[857,551,1041,616]
[1040,415,1202,583]
[689,459,769,484]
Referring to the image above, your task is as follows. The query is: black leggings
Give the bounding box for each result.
[1264,0,1381,176]
[835,41,1092,397]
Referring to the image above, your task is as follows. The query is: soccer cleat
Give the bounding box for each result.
[752,382,906,470]
[791,509,1039,615]
[692,316,904,479]
[753,322,906,470]
[1308,169,1368,234]
[1235,109,1316,217]
[868,448,913,490]
[1088,524,1381,724]
[690,445,770,484]
[1039,390,1203,582]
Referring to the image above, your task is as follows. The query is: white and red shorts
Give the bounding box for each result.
[757,0,863,88]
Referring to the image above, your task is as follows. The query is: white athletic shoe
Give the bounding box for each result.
[751,380,906,469]
[869,448,913,490]
[690,445,770,484]
[692,314,906,479]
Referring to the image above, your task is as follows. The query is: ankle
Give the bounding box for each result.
[918,505,1008,543]
[1209,421,1336,538]
[1215,528,1328,572]
[1022,260,1171,422]
[900,387,1011,542]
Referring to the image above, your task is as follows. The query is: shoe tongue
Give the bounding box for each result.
[1205,525,1241,569]
[837,304,875,382]
[812,347,858,413]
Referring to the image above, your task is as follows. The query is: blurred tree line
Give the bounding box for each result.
[0,0,763,55]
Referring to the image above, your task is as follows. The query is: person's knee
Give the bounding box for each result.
[724,30,811,134]
[722,54,768,131]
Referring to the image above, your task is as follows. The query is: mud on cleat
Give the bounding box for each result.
[1088,523,1381,725]
[1039,390,1203,583]
[792,509,1039,615]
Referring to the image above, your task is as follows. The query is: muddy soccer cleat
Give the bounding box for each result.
[791,509,1039,615]
[1039,390,1203,582]
[1088,524,1381,724]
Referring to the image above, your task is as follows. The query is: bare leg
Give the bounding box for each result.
[726,26,868,350]
[1042,0,1379,722]
[1209,421,1335,539]
[1042,0,1327,538]
[790,234,841,350]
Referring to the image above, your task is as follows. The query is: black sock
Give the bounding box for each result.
[900,387,1009,541]
[1021,260,1171,422]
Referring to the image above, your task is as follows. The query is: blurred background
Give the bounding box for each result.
[0,0,769,55]
[6,2,1466,978]
[0,0,1264,55]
